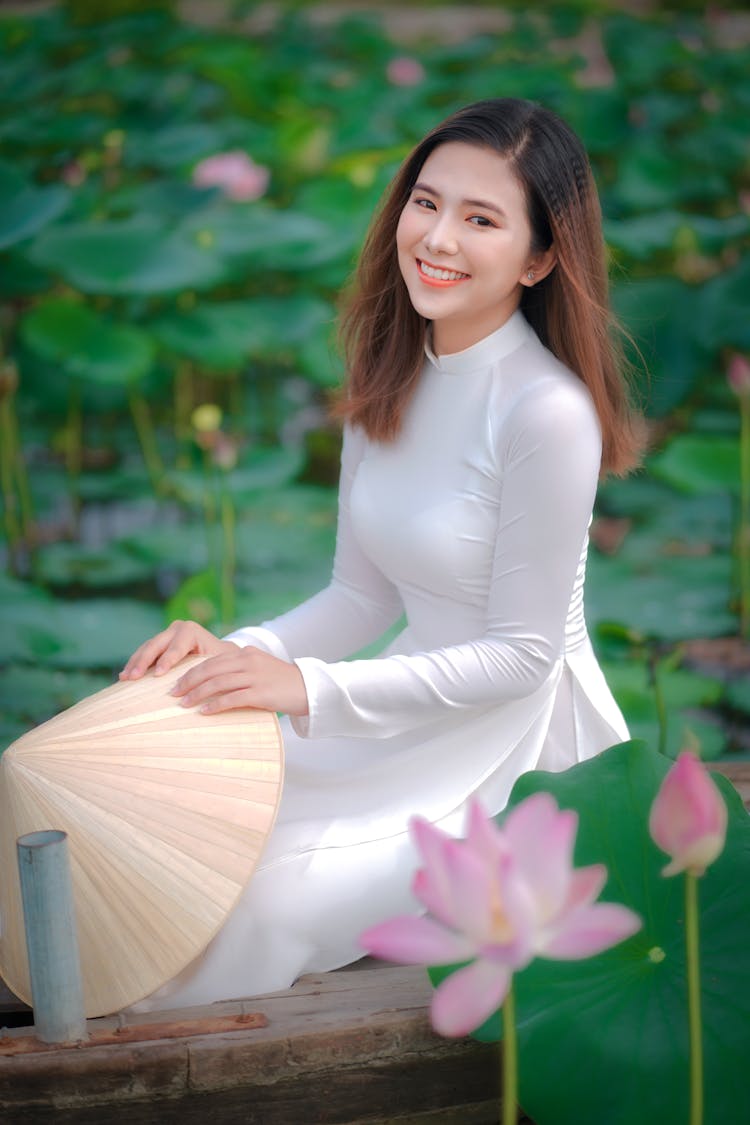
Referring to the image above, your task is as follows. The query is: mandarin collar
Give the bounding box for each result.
[424,310,532,375]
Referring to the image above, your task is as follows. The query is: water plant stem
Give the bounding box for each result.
[128,387,165,494]
[738,394,750,638]
[649,650,668,757]
[501,982,518,1125]
[0,396,22,571]
[685,873,703,1125]
[219,481,236,626]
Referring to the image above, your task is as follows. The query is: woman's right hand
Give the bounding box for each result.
[119,620,235,681]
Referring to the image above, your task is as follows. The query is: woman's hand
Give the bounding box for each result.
[119,620,233,681]
[170,647,309,717]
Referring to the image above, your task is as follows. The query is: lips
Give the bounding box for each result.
[417,259,470,286]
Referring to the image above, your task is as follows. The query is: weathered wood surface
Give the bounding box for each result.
[0,961,517,1125]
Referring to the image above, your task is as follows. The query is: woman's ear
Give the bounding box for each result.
[520,245,557,287]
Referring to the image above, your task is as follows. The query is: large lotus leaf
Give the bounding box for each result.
[0,575,61,662]
[38,599,165,670]
[26,217,228,295]
[179,205,349,271]
[650,434,740,496]
[586,551,736,641]
[431,740,750,1125]
[695,257,750,353]
[163,446,303,507]
[611,276,708,416]
[605,211,749,262]
[33,541,156,590]
[725,681,750,717]
[122,123,227,170]
[0,578,163,668]
[0,159,71,250]
[20,298,155,385]
[150,295,334,369]
[0,666,111,742]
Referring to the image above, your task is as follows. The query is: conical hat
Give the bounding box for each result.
[0,657,284,1017]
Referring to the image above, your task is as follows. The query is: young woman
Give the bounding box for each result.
[121,97,643,1009]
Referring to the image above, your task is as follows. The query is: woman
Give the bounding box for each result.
[122,98,643,1009]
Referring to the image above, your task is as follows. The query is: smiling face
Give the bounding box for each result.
[396,141,554,355]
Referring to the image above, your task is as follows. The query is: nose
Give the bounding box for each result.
[423,214,459,256]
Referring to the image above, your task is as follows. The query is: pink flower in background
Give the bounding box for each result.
[360,795,641,1037]
[192,151,269,201]
[728,353,750,398]
[649,751,728,877]
[386,56,426,87]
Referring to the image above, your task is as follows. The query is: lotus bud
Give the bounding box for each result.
[649,751,728,877]
[728,353,750,398]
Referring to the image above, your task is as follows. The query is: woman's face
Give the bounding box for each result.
[396,141,547,355]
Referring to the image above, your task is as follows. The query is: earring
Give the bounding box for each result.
[526,270,535,281]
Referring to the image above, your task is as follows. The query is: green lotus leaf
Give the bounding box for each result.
[650,434,740,496]
[150,295,334,369]
[0,159,71,250]
[26,217,228,295]
[179,204,348,270]
[587,551,736,641]
[20,297,155,384]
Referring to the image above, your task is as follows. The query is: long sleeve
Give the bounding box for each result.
[224,425,404,663]
[292,375,602,740]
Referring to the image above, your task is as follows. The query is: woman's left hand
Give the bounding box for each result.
[170,646,309,716]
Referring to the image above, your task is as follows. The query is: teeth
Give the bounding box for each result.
[420,261,469,281]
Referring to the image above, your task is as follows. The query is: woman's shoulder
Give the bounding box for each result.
[490,334,601,457]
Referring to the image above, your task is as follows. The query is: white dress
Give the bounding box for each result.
[132,309,628,1011]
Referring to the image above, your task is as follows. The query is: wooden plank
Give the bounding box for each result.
[0,964,505,1124]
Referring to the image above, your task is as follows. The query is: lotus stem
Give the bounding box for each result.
[501,981,518,1125]
[738,395,750,638]
[0,396,22,572]
[685,873,703,1125]
[66,380,83,526]
[219,482,236,626]
[649,650,668,757]
[173,362,194,469]
[128,387,164,494]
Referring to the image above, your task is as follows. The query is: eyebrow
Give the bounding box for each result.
[411,181,507,218]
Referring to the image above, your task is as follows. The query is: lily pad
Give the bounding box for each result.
[20,298,155,385]
[0,159,70,250]
[650,434,740,496]
[26,217,228,295]
[587,551,737,642]
[434,740,750,1125]
[0,666,112,740]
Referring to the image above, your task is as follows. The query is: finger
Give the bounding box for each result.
[120,630,176,680]
[197,688,265,715]
[178,671,253,709]
[171,652,249,695]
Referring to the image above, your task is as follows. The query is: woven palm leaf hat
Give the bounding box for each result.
[0,657,284,1017]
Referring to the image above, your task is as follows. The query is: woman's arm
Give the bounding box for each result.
[224,424,404,663]
[289,378,602,739]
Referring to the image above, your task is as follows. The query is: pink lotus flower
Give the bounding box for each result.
[192,151,270,202]
[360,795,641,1037]
[649,751,728,877]
[386,56,426,87]
[728,353,750,397]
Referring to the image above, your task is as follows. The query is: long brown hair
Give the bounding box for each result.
[335,98,644,477]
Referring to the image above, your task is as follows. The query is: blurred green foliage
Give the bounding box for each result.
[0,0,748,755]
